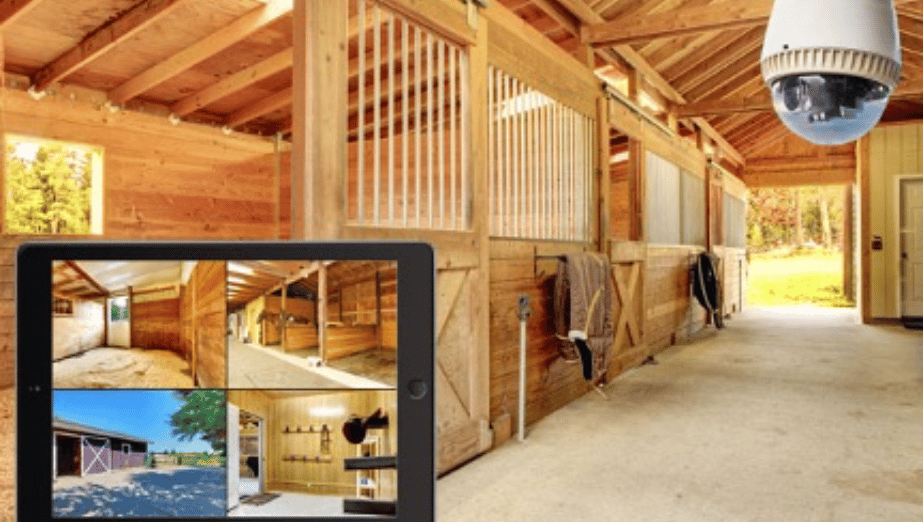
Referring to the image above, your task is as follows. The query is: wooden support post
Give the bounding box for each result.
[291,0,348,240]
[843,183,855,301]
[705,165,713,251]
[280,280,288,351]
[859,137,872,323]
[597,97,610,253]
[318,262,327,362]
[470,21,492,450]
[627,67,642,104]
[190,274,197,385]
[627,139,645,241]
[127,285,133,349]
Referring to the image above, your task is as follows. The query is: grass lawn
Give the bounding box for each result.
[747,249,855,308]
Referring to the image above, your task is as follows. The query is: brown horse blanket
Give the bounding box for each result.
[553,252,614,382]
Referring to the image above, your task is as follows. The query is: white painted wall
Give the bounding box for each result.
[868,124,923,318]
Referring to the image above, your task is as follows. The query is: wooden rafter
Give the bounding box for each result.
[585,0,922,47]
[582,0,772,48]
[63,261,109,297]
[0,0,42,30]
[170,48,293,116]
[108,0,293,105]
[539,0,746,165]
[681,76,923,118]
[31,0,187,92]
[225,86,292,128]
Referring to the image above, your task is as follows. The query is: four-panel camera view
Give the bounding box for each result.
[50,260,398,518]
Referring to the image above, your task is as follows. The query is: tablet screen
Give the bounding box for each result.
[50,258,399,519]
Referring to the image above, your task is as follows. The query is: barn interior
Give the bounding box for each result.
[52,260,227,388]
[226,260,397,388]
[0,0,921,520]
[227,389,397,517]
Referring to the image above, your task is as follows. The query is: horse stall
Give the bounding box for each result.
[0,0,752,485]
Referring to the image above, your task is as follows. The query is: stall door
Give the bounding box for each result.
[82,438,110,475]
[902,179,923,317]
[435,265,490,475]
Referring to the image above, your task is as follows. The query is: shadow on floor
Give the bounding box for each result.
[53,468,226,517]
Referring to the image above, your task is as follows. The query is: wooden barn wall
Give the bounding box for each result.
[191,261,227,388]
[610,160,631,241]
[52,298,105,360]
[265,391,398,499]
[489,239,595,432]
[328,265,398,351]
[645,246,708,351]
[0,87,278,388]
[130,297,182,352]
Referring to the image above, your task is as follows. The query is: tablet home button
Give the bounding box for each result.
[408,380,427,399]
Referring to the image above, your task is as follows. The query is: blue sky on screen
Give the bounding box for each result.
[53,389,219,453]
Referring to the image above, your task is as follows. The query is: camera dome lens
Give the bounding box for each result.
[770,74,890,145]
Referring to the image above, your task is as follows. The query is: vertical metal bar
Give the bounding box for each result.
[438,40,446,229]
[387,13,395,225]
[357,0,366,224]
[568,109,574,241]
[387,14,396,226]
[531,91,538,238]
[523,86,535,237]
[542,99,552,239]
[586,115,592,241]
[504,73,512,237]
[460,49,469,230]
[414,25,422,228]
[557,103,564,240]
[488,65,494,235]
[512,78,520,237]
[427,33,434,228]
[449,46,457,230]
[401,18,409,227]
[373,5,381,225]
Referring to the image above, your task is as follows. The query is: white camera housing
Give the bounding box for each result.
[761,0,901,145]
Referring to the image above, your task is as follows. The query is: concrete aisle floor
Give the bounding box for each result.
[437,307,923,522]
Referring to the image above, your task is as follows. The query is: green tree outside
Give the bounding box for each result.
[5,140,96,234]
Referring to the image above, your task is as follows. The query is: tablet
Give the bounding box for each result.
[17,241,434,522]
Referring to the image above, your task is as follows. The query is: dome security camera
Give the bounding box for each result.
[761,0,901,145]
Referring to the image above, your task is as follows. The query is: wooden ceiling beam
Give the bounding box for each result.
[681,77,923,118]
[31,0,187,92]
[170,48,292,117]
[742,168,856,187]
[108,0,293,105]
[63,261,109,297]
[225,86,292,128]
[542,0,744,164]
[582,0,772,47]
[585,0,921,47]
[0,0,43,30]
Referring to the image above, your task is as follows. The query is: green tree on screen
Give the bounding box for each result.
[6,142,93,234]
[169,390,227,455]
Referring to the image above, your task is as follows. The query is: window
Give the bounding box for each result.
[110,297,129,322]
[5,135,103,235]
[52,297,73,315]
[646,152,706,246]
[724,192,747,248]
[122,443,131,454]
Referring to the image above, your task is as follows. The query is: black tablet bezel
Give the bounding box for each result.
[17,241,435,522]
